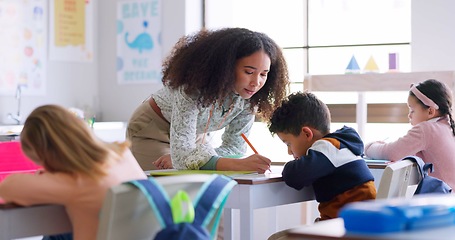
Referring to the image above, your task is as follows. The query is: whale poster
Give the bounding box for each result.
[117,0,161,84]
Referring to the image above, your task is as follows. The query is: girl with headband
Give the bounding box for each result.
[365,79,455,189]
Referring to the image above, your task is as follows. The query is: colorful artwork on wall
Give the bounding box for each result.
[0,0,47,96]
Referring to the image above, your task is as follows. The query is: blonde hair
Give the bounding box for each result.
[20,105,130,180]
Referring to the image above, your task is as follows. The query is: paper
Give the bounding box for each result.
[148,169,256,177]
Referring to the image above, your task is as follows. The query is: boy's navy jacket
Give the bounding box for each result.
[282,126,374,202]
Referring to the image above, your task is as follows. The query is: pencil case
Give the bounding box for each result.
[339,194,455,233]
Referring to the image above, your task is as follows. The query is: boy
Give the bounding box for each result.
[268,91,376,221]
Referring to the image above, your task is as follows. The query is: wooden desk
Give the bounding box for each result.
[286,217,455,240]
[0,203,71,240]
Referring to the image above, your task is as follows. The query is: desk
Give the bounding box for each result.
[0,203,71,240]
[148,166,315,240]
[0,163,383,240]
[286,217,455,240]
[223,167,315,240]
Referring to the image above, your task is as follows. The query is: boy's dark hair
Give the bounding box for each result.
[268,91,331,136]
[410,79,455,136]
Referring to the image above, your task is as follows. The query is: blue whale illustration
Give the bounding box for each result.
[125,32,153,53]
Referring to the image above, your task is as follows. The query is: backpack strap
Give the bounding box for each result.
[422,162,434,176]
[129,178,173,228]
[402,155,426,178]
[192,174,237,238]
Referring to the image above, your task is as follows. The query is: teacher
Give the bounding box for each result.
[126,27,290,172]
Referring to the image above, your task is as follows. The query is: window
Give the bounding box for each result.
[205,0,412,149]
[205,0,411,82]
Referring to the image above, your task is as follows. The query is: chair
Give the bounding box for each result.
[267,160,421,239]
[376,159,421,199]
[96,174,232,240]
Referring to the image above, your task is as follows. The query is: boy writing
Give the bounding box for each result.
[268,91,376,220]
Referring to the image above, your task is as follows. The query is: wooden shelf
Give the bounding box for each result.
[304,71,455,138]
[304,71,455,92]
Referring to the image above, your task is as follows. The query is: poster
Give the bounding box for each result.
[117,0,162,84]
[0,0,47,96]
[49,0,93,62]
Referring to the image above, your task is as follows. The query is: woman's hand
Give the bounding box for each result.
[153,154,174,169]
[217,154,271,173]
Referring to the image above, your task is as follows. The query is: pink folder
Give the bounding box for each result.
[0,141,42,182]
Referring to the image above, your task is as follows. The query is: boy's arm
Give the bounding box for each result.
[282,150,335,190]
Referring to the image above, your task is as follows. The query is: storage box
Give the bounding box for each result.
[0,141,42,181]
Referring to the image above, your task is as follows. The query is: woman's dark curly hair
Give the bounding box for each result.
[161,27,290,120]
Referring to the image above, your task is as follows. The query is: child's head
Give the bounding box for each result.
[408,79,455,134]
[162,27,289,119]
[268,92,331,158]
[20,105,126,179]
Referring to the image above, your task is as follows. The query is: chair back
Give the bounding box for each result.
[96,174,232,240]
[376,159,421,199]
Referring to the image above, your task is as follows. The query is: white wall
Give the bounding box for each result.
[411,0,455,72]
[0,1,100,124]
[0,0,202,124]
[1,1,454,124]
[98,0,202,121]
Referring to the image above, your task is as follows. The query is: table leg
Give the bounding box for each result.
[223,208,233,240]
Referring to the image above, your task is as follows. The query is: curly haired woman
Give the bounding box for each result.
[127,27,290,172]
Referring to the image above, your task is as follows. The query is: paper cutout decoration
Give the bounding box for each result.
[388,53,399,72]
[345,55,361,74]
[363,56,379,73]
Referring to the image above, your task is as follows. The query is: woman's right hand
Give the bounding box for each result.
[217,154,272,173]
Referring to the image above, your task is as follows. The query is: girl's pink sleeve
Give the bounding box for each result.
[365,125,426,161]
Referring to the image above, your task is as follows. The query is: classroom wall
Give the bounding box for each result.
[411,0,455,72]
[97,0,203,121]
[1,1,454,124]
[0,2,100,124]
[0,0,202,124]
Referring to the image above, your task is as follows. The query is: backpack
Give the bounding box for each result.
[129,174,237,240]
[402,156,452,195]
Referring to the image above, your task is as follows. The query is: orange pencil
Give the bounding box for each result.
[241,133,272,173]
[241,133,258,154]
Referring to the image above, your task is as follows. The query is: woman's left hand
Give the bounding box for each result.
[153,154,174,169]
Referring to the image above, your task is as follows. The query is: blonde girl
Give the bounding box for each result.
[0,105,146,240]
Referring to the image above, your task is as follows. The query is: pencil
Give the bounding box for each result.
[241,133,272,173]
[241,133,258,154]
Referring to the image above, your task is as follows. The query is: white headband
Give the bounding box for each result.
[410,84,439,110]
